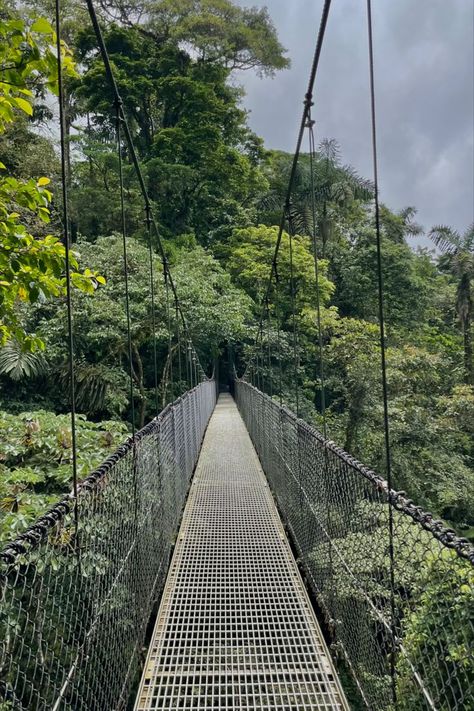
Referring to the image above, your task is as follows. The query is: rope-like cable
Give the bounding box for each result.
[288,214,300,416]
[307,112,335,630]
[266,299,273,398]
[242,0,332,379]
[115,102,136,436]
[366,0,397,702]
[307,116,328,438]
[55,0,79,558]
[176,298,182,386]
[165,270,173,401]
[145,206,159,415]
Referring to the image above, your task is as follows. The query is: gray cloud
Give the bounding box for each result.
[234,0,474,238]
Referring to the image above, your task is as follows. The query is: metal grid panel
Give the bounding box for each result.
[135,394,348,710]
[0,381,216,711]
[235,380,474,711]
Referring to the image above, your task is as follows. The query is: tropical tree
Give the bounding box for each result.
[259,143,373,257]
[430,224,474,384]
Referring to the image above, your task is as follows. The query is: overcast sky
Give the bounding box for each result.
[234,0,474,239]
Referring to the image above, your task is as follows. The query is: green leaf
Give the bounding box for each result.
[12,97,33,116]
[31,18,53,34]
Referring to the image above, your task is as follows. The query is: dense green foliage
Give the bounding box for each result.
[0,0,472,707]
[1,0,472,544]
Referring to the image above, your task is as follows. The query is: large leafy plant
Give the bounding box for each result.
[0,14,102,350]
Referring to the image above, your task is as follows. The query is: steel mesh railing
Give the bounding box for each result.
[235,380,474,711]
[0,380,216,711]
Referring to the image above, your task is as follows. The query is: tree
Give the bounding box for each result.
[72,23,268,241]
[97,0,289,76]
[259,144,373,258]
[17,236,250,426]
[430,223,474,384]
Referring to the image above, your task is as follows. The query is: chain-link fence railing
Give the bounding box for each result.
[235,380,474,711]
[0,380,216,711]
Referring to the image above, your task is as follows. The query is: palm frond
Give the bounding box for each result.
[462,222,474,253]
[318,138,341,164]
[399,206,423,236]
[341,164,374,199]
[429,225,461,254]
[0,341,47,381]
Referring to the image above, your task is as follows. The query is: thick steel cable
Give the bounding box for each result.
[145,206,159,415]
[115,102,136,436]
[84,0,207,378]
[55,0,79,558]
[366,0,397,703]
[242,0,332,379]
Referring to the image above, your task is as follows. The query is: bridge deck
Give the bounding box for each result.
[134,394,348,710]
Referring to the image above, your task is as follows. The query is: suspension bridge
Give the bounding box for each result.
[1,0,473,710]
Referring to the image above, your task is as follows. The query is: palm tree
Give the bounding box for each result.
[259,140,373,257]
[429,223,474,384]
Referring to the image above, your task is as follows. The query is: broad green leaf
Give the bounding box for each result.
[12,97,33,116]
[31,18,53,34]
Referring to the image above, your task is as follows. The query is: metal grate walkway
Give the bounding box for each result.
[134,394,348,710]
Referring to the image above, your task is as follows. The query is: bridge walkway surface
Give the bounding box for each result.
[134,393,349,710]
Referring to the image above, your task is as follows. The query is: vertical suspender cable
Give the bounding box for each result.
[287,210,300,416]
[146,206,159,415]
[275,270,283,406]
[164,269,173,400]
[266,299,273,399]
[366,0,397,703]
[55,0,79,559]
[307,115,328,439]
[307,113,335,628]
[115,102,136,437]
[176,298,182,388]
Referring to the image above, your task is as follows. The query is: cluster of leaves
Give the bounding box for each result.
[0,407,127,542]
[0,14,102,349]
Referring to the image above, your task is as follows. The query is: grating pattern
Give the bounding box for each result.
[0,381,216,710]
[135,394,348,711]
[235,380,474,711]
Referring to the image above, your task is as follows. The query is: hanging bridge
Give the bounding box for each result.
[1,0,474,709]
